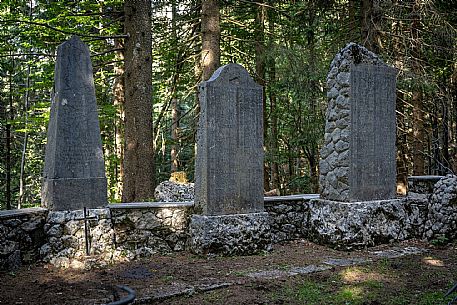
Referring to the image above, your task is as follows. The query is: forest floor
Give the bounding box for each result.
[1,239,456,305]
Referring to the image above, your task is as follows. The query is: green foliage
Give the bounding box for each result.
[430,235,450,246]
[0,0,123,208]
[1,0,456,208]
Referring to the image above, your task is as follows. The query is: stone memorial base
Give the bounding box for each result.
[307,198,427,250]
[188,212,272,256]
[42,177,107,210]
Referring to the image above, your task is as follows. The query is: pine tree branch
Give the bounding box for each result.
[0,19,128,39]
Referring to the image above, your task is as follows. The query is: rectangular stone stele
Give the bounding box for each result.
[349,64,397,201]
[194,63,264,215]
[42,36,107,211]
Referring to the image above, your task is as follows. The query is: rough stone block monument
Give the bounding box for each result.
[319,43,397,202]
[189,63,271,255]
[309,43,400,248]
[41,36,107,210]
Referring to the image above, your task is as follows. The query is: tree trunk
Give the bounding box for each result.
[348,0,357,40]
[396,91,409,194]
[270,86,280,192]
[391,7,408,194]
[411,0,425,175]
[113,38,125,201]
[122,0,155,202]
[170,0,179,173]
[201,0,220,81]
[18,64,31,209]
[6,53,14,210]
[450,61,457,172]
[268,6,280,192]
[441,99,450,173]
[255,0,269,191]
[307,4,319,193]
[171,97,179,173]
[18,4,34,209]
[361,0,380,53]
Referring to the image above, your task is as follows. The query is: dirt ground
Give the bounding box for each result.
[1,239,456,305]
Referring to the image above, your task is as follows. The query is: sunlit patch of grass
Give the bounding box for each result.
[340,266,387,284]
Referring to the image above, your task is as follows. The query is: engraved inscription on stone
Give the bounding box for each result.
[194,64,264,215]
[349,64,396,201]
[42,36,107,211]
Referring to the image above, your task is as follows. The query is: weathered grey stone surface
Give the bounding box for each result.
[370,246,426,259]
[408,175,444,196]
[264,200,309,243]
[349,64,397,201]
[41,208,114,268]
[194,63,264,215]
[322,257,370,266]
[307,198,427,250]
[42,35,107,211]
[111,204,191,258]
[0,208,47,270]
[188,213,271,255]
[320,43,396,202]
[154,180,194,202]
[247,265,331,279]
[424,175,457,240]
[39,203,192,268]
[3,192,457,270]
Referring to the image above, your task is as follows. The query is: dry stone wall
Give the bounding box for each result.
[0,208,47,270]
[265,200,309,243]
[110,203,192,259]
[40,208,115,268]
[154,181,194,202]
[39,203,193,268]
[424,175,457,240]
[1,176,456,269]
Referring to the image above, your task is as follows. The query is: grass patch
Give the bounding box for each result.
[269,261,455,305]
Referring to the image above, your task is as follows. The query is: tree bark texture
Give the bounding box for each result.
[122,0,155,202]
[170,0,179,173]
[410,0,425,175]
[361,0,381,53]
[306,5,319,193]
[171,97,179,173]
[255,0,270,191]
[267,5,280,192]
[201,0,220,81]
[113,38,125,200]
[396,91,409,194]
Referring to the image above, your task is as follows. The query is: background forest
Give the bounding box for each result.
[1,0,456,209]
